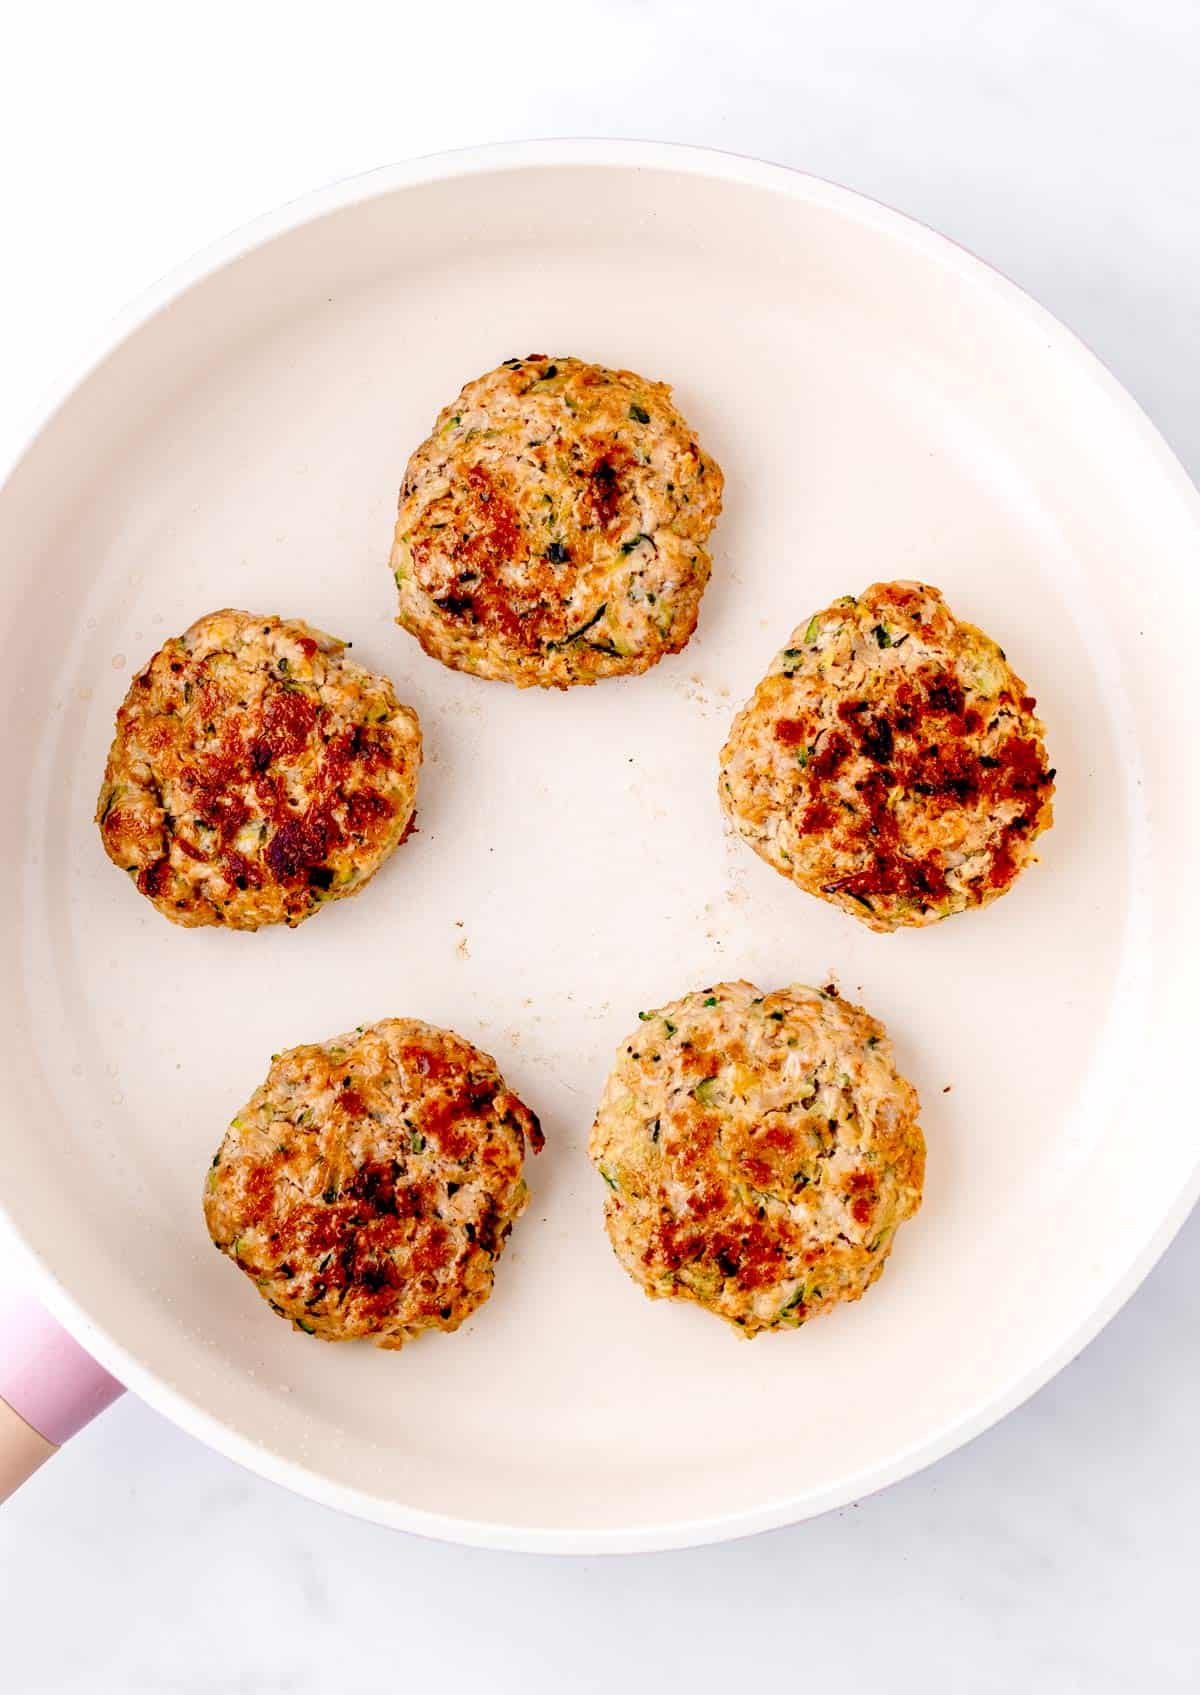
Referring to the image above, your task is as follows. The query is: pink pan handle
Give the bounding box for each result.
[0,1294,124,1500]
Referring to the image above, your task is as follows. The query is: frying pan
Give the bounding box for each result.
[1,141,1198,1551]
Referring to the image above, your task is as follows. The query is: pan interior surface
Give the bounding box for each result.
[0,146,1196,1551]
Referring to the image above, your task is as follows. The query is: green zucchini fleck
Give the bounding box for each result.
[804,614,820,643]
[628,403,650,424]
[778,1286,806,1320]
[873,623,892,648]
[557,603,607,645]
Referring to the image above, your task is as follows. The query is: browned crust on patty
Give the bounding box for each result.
[719,582,1055,930]
[390,355,724,687]
[203,1018,543,1347]
[96,609,421,929]
[589,981,925,1335]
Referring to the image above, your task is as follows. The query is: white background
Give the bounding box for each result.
[1,2,1198,1689]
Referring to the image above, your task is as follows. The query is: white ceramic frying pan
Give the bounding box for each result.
[1,141,1198,1552]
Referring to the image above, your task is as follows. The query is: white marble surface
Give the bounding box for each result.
[2,2,1199,1688]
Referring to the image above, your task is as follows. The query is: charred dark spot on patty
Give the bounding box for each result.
[205,1022,540,1345]
[584,450,628,530]
[265,812,339,885]
[784,640,1052,908]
